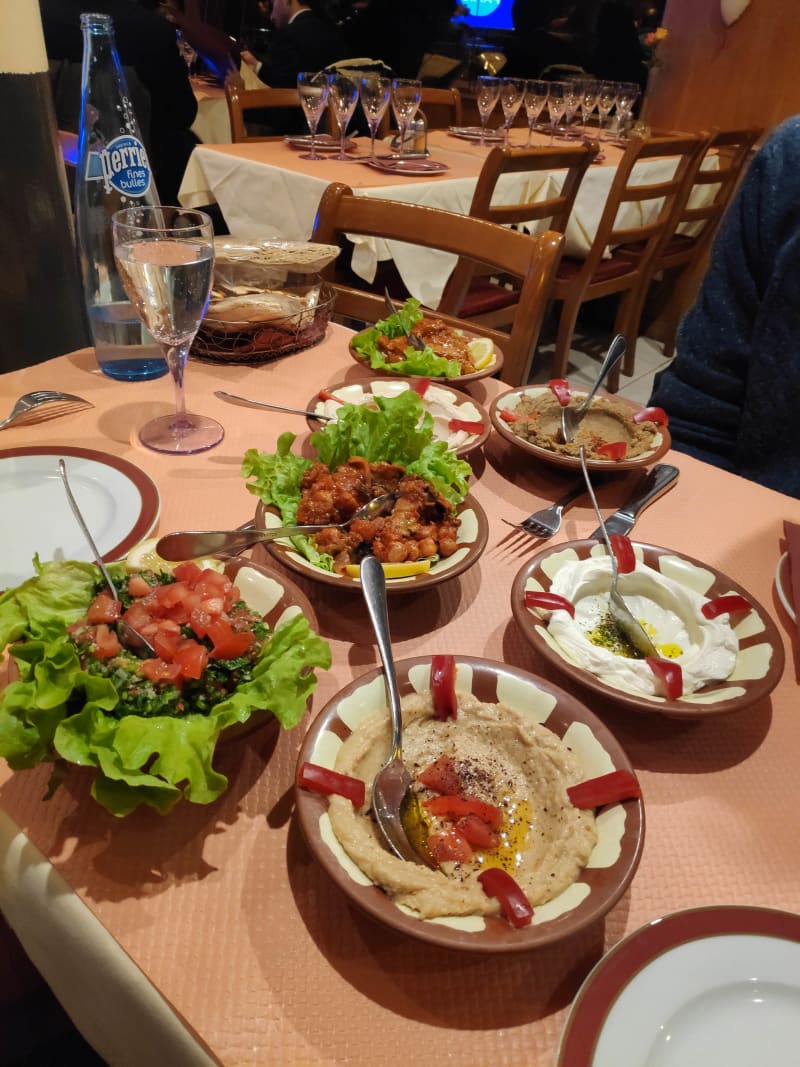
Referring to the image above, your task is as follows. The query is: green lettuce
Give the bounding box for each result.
[0,561,331,817]
[350,297,462,378]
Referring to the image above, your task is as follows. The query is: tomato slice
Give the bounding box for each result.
[153,627,181,662]
[597,441,628,460]
[567,769,642,809]
[140,658,183,685]
[701,594,752,620]
[610,533,636,574]
[173,639,209,680]
[424,795,503,831]
[206,618,255,660]
[549,378,571,406]
[431,654,458,720]
[524,591,575,618]
[127,574,152,599]
[428,828,473,865]
[297,761,365,806]
[410,377,431,397]
[86,592,121,625]
[455,814,501,849]
[477,868,533,927]
[646,656,683,699]
[632,406,669,426]
[417,755,462,795]
[318,388,345,405]
[499,408,521,423]
[93,623,121,659]
[448,418,485,434]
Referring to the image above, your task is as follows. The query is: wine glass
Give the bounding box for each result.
[562,80,582,137]
[499,78,525,147]
[546,81,567,143]
[390,78,421,158]
[112,206,222,454]
[328,73,360,161]
[614,82,641,140]
[360,73,392,160]
[596,81,618,140]
[476,75,501,145]
[297,71,331,161]
[523,79,548,145]
[580,81,599,134]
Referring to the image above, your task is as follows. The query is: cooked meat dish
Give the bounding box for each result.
[377,317,476,374]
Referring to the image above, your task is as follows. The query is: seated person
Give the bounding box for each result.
[648,117,800,498]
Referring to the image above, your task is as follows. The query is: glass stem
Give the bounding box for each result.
[165,342,190,426]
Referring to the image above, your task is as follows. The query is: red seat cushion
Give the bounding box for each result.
[556,255,636,283]
[458,277,519,317]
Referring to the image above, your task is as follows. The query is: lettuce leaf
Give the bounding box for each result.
[0,561,331,817]
[350,297,462,378]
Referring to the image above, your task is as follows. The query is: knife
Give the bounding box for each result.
[589,463,679,538]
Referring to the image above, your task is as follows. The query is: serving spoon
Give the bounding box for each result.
[560,334,626,443]
[58,459,156,659]
[155,492,397,561]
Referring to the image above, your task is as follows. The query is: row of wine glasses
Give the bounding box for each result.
[297,72,422,162]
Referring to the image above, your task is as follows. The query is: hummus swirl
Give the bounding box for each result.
[510,392,659,460]
[328,692,597,920]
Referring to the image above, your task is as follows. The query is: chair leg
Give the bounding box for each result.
[551,298,580,379]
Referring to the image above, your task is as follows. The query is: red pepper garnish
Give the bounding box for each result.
[318,389,345,404]
[633,406,669,426]
[610,533,636,574]
[417,754,462,795]
[448,417,485,434]
[477,868,534,928]
[701,594,752,620]
[500,408,521,423]
[549,378,571,406]
[411,377,431,397]
[597,441,628,460]
[646,657,683,700]
[423,795,504,830]
[431,654,458,720]
[297,762,366,806]
[524,590,575,618]
[567,769,642,809]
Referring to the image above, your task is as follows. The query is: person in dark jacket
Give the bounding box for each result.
[648,117,800,498]
[242,0,350,87]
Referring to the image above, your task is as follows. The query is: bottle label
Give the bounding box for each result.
[85,134,152,197]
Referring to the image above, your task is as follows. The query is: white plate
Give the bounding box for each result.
[448,126,503,143]
[557,906,800,1066]
[0,446,160,591]
[775,551,795,622]
[363,157,449,175]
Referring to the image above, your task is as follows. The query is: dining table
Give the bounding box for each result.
[178,128,715,310]
[1,325,799,1066]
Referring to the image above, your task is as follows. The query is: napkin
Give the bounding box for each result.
[782,520,800,622]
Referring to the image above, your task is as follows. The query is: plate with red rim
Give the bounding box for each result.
[511,538,785,719]
[294,655,645,952]
[305,378,491,457]
[348,324,504,385]
[556,905,800,1067]
[254,491,488,594]
[362,156,450,175]
[490,385,672,472]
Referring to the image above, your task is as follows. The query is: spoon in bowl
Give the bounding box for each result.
[58,459,156,659]
[560,334,626,443]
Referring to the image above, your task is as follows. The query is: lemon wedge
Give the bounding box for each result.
[125,537,224,574]
[343,560,432,579]
[467,336,495,370]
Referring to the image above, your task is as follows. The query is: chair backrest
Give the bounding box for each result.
[225,82,303,142]
[312,182,564,385]
[418,86,463,128]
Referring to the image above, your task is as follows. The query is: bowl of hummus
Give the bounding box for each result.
[512,540,785,718]
[295,656,644,951]
[490,386,672,472]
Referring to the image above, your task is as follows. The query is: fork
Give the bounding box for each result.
[0,390,92,430]
[502,481,586,539]
[383,288,426,351]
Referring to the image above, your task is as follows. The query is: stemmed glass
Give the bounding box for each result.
[614,82,641,140]
[546,81,567,143]
[523,79,548,145]
[596,81,618,140]
[328,73,360,161]
[580,81,599,134]
[112,206,222,454]
[390,78,421,158]
[499,78,525,147]
[562,80,582,137]
[360,73,392,160]
[476,75,501,145]
[297,71,331,161]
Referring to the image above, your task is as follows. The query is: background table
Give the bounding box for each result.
[1,329,798,1066]
[190,79,232,145]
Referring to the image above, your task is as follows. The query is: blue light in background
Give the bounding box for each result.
[459,0,514,30]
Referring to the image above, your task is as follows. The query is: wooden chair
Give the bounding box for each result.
[439,142,599,328]
[225,82,305,142]
[616,126,762,359]
[419,86,463,128]
[311,182,565,386]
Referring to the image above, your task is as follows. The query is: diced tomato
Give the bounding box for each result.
[597,441,628,460]
[173,639,209,680]
[646,656,683,700]
[427,828,473,865]
[567,769,642,809]
[297,761,365,806]
[448,418,485,434]
[701,594,752,620]
[173,561,204,584]
[193,569,232,600]
[524,591,575,618]
[456,814,501,849]
[417,755,462,796]
[189,607,214,639]
[431,655,458,720]
[549,378,571,406]
[500,408,521,423]
[140,658,183,685]
[86,592,121,625]
[154,581,190,609]
[424,795,503,831]
[610,533,636,574]
[318,389,345,405]
[124,600,155,631]
[632,406,669,426]
[206,617,255,660]
[127,574,152,598]
[153,628,181,661]
[94,623,121,659]
[477,868,533,928]
[410,377,431,397]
